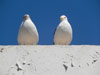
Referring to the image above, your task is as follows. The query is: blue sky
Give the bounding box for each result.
[0,0,100,45]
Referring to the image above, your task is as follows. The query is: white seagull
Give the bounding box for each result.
[53,15,72,45]
[17,14,39,45]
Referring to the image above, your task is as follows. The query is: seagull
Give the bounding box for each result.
[53,15,72,45]
[17,14,39,45]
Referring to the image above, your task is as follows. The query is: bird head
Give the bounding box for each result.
[60,15,67,21]
[23,14,30,20]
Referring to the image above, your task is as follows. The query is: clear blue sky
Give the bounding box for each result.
[0,0,100,45]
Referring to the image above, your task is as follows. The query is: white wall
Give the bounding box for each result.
[0,45,100,75]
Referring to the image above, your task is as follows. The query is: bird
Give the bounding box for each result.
[53,15,72,45]
[17,14,39,45]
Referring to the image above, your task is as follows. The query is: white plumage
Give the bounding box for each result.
[53,15,72,45]
[17,14,39,45]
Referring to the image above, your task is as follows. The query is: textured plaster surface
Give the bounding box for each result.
[0,45,100,75]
